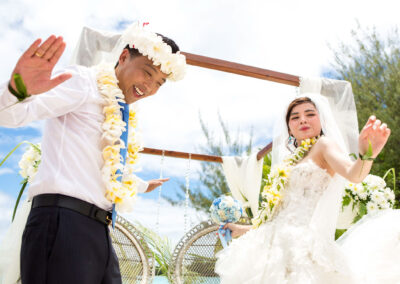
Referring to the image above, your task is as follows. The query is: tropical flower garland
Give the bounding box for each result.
[252,137,319,228]
[96,63,142,212]
[120,22,186,81]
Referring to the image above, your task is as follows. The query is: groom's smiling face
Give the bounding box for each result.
[115,49,168,104]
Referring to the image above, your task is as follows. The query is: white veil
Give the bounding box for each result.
[271,77,359,241]
[70,26,121,67]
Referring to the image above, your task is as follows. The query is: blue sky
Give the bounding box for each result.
[1,0,400,243]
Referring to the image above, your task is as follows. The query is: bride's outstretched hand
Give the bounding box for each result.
[10,35,72,95]
[223,223,251,238]
[359,115,391,158]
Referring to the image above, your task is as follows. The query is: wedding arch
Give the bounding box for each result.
[110,51,301,284]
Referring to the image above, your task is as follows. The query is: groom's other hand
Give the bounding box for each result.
[10,36,72,95]
[145,178,170,193]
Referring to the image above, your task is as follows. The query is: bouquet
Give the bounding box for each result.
[14,143,41,221]
[210,195,242,247]
[337,174,395,229]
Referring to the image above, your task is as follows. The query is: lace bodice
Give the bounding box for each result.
[275,159,332,226]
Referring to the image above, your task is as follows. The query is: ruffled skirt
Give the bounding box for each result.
[216,209,400,284]
[215,220,355,284]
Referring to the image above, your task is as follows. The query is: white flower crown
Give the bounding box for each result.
[120,22,186,81]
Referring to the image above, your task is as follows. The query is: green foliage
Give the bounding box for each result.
[133,222,174,280]
[331,25,400,206]
[335,229,347,240]
[164,112,271,214]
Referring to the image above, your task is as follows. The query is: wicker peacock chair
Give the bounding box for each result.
[170,220,222,284]
[110,215,155,284]
[170,217,252,284]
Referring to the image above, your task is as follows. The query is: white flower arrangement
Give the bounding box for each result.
[120,22,186,81]
[19,143,41,183]
[252,137,319,228]
[340,174,395,225]
[96,63,142,212]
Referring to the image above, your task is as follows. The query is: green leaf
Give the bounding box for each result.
[383,168,396,193]
[365,139,373,158]
[13,74,28,96]
[359,202,367,217]
[335,229,347,240]
[349,153,357,160]
[341,195,351,209]
[244,207,253,219]
[0,141,27,168]
[352,214,362,224]
[12,181,28,221]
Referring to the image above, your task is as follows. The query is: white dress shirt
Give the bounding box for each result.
[0,65,148,210]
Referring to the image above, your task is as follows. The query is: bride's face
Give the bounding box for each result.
[288,102,322,142]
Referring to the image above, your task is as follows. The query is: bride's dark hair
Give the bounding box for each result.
[285,97,322,149]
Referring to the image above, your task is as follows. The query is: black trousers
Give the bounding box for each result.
[20,206,122,284]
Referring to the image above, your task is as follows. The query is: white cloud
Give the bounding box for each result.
[0,168,14,176]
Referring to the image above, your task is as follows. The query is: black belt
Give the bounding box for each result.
[32,194,112,226]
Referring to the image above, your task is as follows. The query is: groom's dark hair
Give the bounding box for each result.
[115,34,180,68]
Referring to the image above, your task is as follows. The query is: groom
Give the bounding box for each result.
[0,23,186,284]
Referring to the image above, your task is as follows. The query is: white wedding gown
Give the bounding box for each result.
[215,160,400,284]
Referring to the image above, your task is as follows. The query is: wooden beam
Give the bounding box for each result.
[141,143,272,163]
[181,52,300,87]
[140,53,283,163]
[141,147,222,163]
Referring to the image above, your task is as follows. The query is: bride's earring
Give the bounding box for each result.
[289,135,298,148]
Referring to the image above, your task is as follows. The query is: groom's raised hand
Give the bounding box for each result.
[10,35,72,95]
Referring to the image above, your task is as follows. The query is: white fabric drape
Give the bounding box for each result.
[70,26,121,67]
[222,153,263,217]
[0,199,31,284]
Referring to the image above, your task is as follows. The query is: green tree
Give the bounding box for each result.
[164,113,271,214]
[330,25,400,206]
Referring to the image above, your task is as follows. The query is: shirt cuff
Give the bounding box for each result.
[1,84,19,105]
[137,178,149,193]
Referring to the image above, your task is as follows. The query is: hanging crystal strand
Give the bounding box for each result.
[184,153,191,233]
[155,150,165,235]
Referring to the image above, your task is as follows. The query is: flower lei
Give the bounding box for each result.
[252,137,319,228]
[120,22,186,81]
[96,64,142,212]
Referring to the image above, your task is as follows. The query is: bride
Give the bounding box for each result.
[215,94,399,283]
